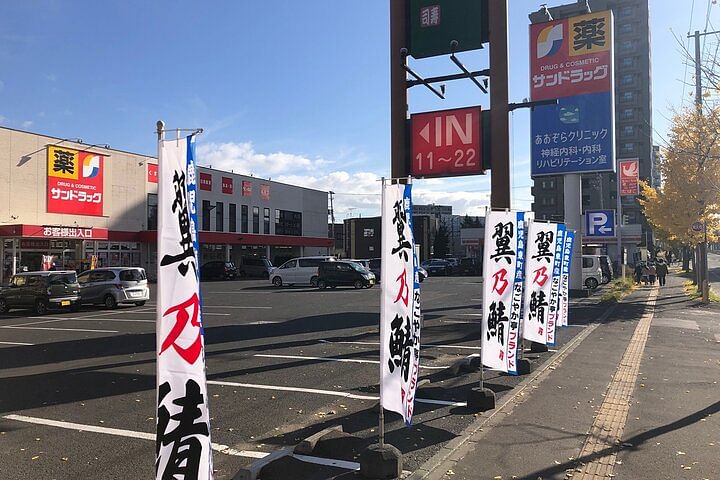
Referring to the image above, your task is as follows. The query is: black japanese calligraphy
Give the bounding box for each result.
[156,379,210,480]
[528,291,548,325]
[489,222,515,264]
[387,314,412,381]
[53,150,75,175]
[532,231,554,263]
[391,200,411,261]
[573,17,606,51]
[160,171,197,276]
[486,301,508,345]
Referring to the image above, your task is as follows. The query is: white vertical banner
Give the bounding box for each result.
[546,224,565,346]
[558,231,575,327]
[380,181,421,425]
[522,221,559,345]
[156,135,213,480]
[481,211,525,374]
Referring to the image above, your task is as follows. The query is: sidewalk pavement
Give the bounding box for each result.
[415,271,720,480]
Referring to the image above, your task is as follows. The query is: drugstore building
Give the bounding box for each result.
[0,126,332,282]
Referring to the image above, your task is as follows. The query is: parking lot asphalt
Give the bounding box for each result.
[0,276,608,480]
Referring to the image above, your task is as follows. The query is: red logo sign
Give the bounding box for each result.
[260,184,270,200]
[410,106,483,178]
[530,11,612,102]
[147,163,158,183]
[199,172,212,191]
[242,181,253,197]
[619,159,639,196]
[47,146,104,217]
[222,176,233,194]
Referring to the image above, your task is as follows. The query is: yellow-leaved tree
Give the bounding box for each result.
[639,107,720,258]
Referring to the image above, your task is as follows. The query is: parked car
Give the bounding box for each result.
[421,258,453,276]
[238,256,273,278]
[364,258,425,283]
[317,260,375,289]
[582,255,603,290]
[77,267,149,309]
[0,270,80,315]
[457,257,482,276]
[200,261,237,280]
[269,256,336,287]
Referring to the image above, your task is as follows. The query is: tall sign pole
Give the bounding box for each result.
[391,0,408,180]
[489,0,511,209]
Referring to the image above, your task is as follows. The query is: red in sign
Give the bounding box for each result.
[222,176,233,194]
[242,181,253,197]
[147,164,158,183]
[411,106,483,178]
[199,172,212,191]
[619,159,639,196]
[260,184,270,200]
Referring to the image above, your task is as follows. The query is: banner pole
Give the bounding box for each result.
[378,177,386,449]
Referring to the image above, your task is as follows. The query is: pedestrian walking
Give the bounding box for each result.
[634,263,643,284]
[641,263,650,285]
[656,259,668,286]
[648,263,657,284]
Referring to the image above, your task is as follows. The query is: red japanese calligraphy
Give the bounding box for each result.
[532,266,549,286]
[394,269,409,307]
[160,293,202,364]
[491,268,509,295]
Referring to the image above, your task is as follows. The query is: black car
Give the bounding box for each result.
[316,261,376,289]
[0,271,80,315]
[365,258,425,283]
[238,256,273,278]
[421,259,453,276]
[457,257,482,276]
[200,261,237,280]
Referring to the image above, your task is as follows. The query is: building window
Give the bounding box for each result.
[275,209,302,236]
[619,23,634,34]
[202,200,211,231]
[621,57,637,69]
[541,179,555,189]
[619,5,634,17]
[229,203,237,233]
[215,202,224,232]
[621,108,634,120]
[147,193,158,230]
[621,125,635,138]
[363,228,375,237]
[621,142,636,154]
[241,205,248,233]
[263,207,270,234]
[619,40,634,53]
[621,91,635,103]
[253,206,260,234]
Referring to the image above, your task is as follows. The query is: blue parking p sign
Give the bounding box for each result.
[585,210,615,237]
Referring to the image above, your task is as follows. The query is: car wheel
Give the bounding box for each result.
[272,277,283,287]
[317,279,327,290]
[34,299,48,315]
[585,277,599,290]
[104,294,118,309]
[354,280,364,289]
[0,299,9,313]
[310,276,318,288]
[135,301,146,307]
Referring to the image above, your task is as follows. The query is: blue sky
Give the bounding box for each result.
[0,1,716,218]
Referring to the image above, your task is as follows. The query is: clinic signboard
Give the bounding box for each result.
[530,11,615,176]
[47,146,105,216]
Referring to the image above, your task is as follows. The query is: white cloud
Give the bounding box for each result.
[45,73,56,82]
[21,120,33,128]
[0,114,6,124]
[197,141,333,176]
[0,80,4,91]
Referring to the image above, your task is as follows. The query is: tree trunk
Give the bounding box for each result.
[682,246,691,271]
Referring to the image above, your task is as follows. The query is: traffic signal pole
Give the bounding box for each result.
[488,0,511,209]
[390,0,409,180]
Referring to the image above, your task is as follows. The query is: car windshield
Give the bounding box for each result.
[349,262,366,273]
[49,273,77,284]
[120,269,146,282]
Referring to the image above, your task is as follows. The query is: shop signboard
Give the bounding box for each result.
[410,106,483,178]
[619,159,640,196]
[260,184,270,200]
[221,176,233,194]
[408,0,488,59]
[530,10,615,176]
[148,163,159,183]
[47,146,104,216]
[242,181,252,197]
[199,172,212,191]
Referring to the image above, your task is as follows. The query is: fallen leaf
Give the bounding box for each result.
[676,451,686,455]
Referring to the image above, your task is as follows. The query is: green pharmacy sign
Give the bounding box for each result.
[408,0,488,59]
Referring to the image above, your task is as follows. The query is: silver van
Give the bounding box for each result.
[269,256,335,287]
[77,267,150,308]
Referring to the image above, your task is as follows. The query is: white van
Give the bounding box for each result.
[269,256,336,287]
[582,255,603,290]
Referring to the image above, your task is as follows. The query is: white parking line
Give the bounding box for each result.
[0,319,67,328]
[3,414,266,458]
[254,353,447,370]
[207,380,467,407]
[0,326,118,333]
[318,339,480,350]
[22,316,155,324]
[0,341,34,346]
[456,313,483,316]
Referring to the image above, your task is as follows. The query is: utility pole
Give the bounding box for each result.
[390,0,408,180]
[489,0,511,209]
